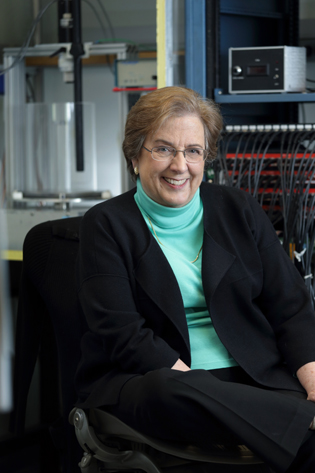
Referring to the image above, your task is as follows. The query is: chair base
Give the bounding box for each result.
[69,408,264,473]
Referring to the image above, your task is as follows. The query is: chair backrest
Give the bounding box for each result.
[11,217,85,473]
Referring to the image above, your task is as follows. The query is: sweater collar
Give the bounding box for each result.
[135,178,201,230]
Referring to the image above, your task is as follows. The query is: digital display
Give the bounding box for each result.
[247,65,269,76]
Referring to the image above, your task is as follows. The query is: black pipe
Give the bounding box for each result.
[58,0,73,43]
[70,0,84,171]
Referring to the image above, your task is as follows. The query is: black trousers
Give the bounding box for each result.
[106,367,315,473]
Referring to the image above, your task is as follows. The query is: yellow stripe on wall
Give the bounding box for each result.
[156,0,166,88]
[1,250,23,261]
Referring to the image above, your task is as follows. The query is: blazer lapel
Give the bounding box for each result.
[202,230,236,306]
[133,237,190,352]
[200,184,236,306]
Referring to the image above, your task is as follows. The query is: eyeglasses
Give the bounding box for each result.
[142,145,207,164]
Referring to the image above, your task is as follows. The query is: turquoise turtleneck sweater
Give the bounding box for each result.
[134,179,238,370]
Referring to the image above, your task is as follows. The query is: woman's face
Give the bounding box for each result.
[132,114,205,208]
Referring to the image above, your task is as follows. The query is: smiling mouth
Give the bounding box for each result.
[164,177,188,186]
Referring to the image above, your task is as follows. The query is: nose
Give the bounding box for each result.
[169,150,188,172]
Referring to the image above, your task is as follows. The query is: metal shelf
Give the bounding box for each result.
[4,42,137,58]
[220,0,284,19]
[220,6,283,19]
[214,88,315,104]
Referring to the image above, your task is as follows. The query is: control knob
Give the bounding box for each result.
[232,65,242,76]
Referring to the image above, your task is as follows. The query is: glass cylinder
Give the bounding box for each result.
[23,102,97,196]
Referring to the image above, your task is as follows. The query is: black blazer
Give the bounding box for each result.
[75,182,315,408]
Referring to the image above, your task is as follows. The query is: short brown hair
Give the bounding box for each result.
[122,86,223,179]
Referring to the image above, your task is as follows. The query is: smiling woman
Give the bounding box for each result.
[75,86,315,473]
[122,87,222,208]
[133,114,205,207]
[122,86,223,179]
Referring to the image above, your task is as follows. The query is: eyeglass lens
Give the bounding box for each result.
[152,146,205,162]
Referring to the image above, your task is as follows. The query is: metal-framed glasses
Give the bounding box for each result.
[142,145,207,164]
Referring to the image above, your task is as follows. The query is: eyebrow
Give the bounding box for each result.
[153,139,204,148]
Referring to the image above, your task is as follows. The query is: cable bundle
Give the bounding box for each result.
[216,127,315,307]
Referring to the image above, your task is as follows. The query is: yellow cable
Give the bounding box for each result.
[156,0,166,88]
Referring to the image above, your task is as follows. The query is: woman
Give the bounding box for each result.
[75,86,315,472]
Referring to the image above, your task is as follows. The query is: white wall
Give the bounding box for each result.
[300,0,315,20]
[0,1,34,51]
[28,0,157,47]
[0,0,156,48]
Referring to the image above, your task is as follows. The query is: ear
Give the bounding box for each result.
[132,158,139,170]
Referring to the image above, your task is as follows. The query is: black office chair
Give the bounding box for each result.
[13,217,267,473]
[10,216,84,473]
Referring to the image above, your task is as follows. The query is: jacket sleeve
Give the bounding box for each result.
[248,194,315,374]
[77,205,180,375]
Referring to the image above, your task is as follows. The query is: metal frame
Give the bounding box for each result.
[203,0,306,125]
[214,88,315,103]
[185,0,206,96]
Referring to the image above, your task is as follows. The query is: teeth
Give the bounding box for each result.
[164,178,187,186]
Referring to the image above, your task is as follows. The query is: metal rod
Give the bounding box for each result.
[70,0,84,171]
[58,0,73,43]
